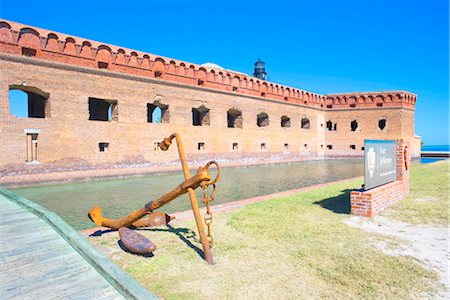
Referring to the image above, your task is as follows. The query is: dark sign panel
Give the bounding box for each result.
[364,140,397,190]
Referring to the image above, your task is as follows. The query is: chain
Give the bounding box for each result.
[202,183,216,248]
[200,160,220,249]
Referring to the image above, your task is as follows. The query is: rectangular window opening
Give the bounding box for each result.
[148,103,169,123]
[99,142,109,152]
[89,98,118,121]
[284,143,289,150]
[350,145,356,150]
[192,107,210,126]
[327,145,333,150]
[227,109,243,128]
[98,62,108,69]
[260,143,266,150]
[232,142,238,150]
[10,88,48,118]
[22,47,37,57]
[26,133,39,162]
[198,142,205,151]
[154,142,160,151]
[232,86,238,92]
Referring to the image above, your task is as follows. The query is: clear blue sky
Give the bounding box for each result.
[1,0,448,145]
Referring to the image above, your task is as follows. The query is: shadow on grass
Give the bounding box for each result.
[314,189,353,214]
[139,225,205,260]
[89,229,116,237]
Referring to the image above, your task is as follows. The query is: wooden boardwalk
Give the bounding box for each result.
[0,193,125,299]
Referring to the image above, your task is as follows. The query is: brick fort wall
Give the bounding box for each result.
[0,20,421,183]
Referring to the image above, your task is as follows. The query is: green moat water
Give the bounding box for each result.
[11,159,364,230]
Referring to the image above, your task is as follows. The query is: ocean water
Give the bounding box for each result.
[419,157,447,164]
[421,145,450,152]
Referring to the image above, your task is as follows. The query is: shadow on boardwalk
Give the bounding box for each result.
[314,189,352,214]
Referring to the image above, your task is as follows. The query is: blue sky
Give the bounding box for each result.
[2,0,448,145]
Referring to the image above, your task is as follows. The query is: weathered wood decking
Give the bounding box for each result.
[0,193,124,299]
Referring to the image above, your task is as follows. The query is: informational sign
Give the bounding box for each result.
[364,140,397,190]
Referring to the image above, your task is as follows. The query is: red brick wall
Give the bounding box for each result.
[0,19,421,183]
[350,140,410,217]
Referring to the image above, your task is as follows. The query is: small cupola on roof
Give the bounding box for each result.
[253,58,266,80]
[201,62,225,70]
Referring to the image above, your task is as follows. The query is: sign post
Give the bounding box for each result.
[364,140,397,190]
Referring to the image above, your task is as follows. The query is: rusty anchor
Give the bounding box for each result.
[88,133,219,265]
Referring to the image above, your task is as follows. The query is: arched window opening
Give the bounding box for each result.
[227,108,243,128]
[192,105,210,126]
[351,120,358,132]
[378,119,387,131]
[281,116,291,128]
[9,86,49,118]
[301,117,310,129]
[152,107,162,123]
[257,112,269,127]
[147,101,169,123]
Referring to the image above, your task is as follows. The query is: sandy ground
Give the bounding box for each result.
[344,216,449,299]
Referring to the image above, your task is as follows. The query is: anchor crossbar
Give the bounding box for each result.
[88,165,212,230]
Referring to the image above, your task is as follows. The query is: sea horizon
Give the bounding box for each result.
[421,145,450,152]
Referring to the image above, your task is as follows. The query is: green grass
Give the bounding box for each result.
[89,162,446,299]
[382,161,449,225]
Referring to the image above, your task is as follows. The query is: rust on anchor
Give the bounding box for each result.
[87,133,220,265]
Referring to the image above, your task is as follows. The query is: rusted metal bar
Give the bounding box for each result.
[131,212,174,228]
[160,133,215,265]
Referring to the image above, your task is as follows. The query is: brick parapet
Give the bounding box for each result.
[0,19,325,107]
[0,19,416,111]
[325,92,417,110]
[350,139,410,217]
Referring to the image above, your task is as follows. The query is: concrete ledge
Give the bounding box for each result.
[0,187,157,300]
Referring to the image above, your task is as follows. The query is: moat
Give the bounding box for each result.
[11,159,364,230]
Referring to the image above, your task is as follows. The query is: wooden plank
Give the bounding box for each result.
[0,189,155,300]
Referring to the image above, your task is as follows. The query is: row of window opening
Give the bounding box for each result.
[9,89,386,131]
[326,119,387,131]
[10,90,312,128]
